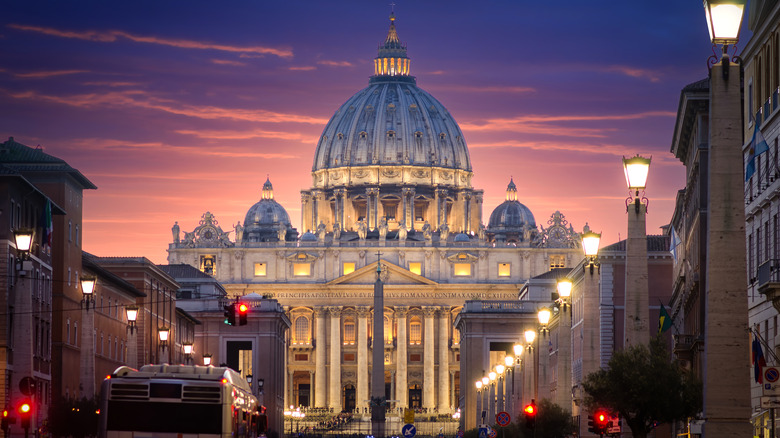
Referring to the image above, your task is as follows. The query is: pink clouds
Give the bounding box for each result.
[14,69,88,78]
[8,24,293,58]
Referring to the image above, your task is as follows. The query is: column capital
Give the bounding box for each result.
[438,306,451,317]
[395,306,410,317]
[327,306,343,318]
[356,306,371,318]
[334,188,348,196]
[312,307,326,319]
[402,187,416,196]
[436,188,449,197]
[366,187,380,196]
[301,191,313,202]
[422,306,437,318]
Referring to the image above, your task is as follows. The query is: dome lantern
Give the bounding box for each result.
[506,178,518,202]
[373,12,412,80]
[261,176,274,200]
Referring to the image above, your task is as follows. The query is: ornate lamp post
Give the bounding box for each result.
[622,155,651,348]
[504,355,515,415]
[183,343,193,364]
[556,278,572,310]
[701,1,750,435]
[203,353,212,366]
[475,380,483,427]
[80,275,97,310]
[158,326,170,363]
[537,307,551,337]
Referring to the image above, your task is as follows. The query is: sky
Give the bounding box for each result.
[0,1,739,264]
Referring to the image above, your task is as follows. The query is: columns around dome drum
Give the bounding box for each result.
[300,183,484,239]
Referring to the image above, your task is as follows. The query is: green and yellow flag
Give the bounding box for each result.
[658,303,672,335]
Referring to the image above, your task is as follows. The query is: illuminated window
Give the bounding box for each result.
[453,263,471,276]
[453,325,461,345]
[498,263,511,277]
[549,255,565,269]
[384,316,393,344]
[343,319,356,345]
[409,317,422,345]
[409,262,422,276]
[343,262,356,275]
[294,316,310,344]
[293,263,311,276]
[200,255,216,276]
[254,263,267,276]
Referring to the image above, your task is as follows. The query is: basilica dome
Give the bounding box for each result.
[242,178,295,242]
[311,13,471,186]
[487,179,537,243]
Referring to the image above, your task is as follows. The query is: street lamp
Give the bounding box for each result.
[513,343,524,360]
[581,229,601,274]
[203,353,212,366]
[125,305,139,334]
[80,275,97,310]
[13,228,34,256]
[556,278,573,310]
[623,154,651,348]
[183,343,193,363]
[158,326,170,352]
[623,155,651,213]
[537,307,551,336]
[524,329,536,351]
[700,1,750,434]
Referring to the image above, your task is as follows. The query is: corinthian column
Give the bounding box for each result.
[423,306,436,410]
[437,307,450,413]
[329,307,343,412]
[357,306,370,410]
[314,309,327,407]
[395,306,409,408]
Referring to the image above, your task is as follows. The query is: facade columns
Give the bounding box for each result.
[334,189,347,230]
[438,307,450,413]
[402,187,415,229]
[357,306,370,410]
[436,189,449,227]
[314,309,327,407]
[423,306,436,410]
[366,188,380,230]
[314,191,330,231]
[395,306,409,408]
[462,192,472,233]
[328,306,343,412]
[301,192,313,232]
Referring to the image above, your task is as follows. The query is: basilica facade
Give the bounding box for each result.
[167,13,583,415]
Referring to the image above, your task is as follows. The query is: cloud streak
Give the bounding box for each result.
[4,88,329,124]
[14,69,88,78]
[460,111,675,135]
[68,138,301,159]
[8,23,293,58]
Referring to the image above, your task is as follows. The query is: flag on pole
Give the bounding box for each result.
[753,332,767,383]
[658,303,672,335]
[745,123,769,181]
[42,199,52,249]
[669,225,681,263]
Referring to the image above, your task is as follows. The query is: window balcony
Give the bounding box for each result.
[757,259,780,313]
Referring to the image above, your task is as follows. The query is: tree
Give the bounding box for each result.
[582,336,702,438]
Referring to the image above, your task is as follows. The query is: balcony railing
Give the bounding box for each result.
[757,259,780,289]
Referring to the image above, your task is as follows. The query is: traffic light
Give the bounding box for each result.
[523,399,536,429]
[238,303,249,326]
[17,401,31,431]
[594,410,609,435]
[2,408,16,434]
[587,414,595,434]
[224,304,236,325]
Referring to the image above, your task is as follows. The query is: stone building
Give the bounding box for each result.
[167,13,584,418]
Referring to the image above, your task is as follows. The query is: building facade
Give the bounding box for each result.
[167,14,584,418]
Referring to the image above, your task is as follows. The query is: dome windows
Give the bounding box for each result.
[387,130,396,140]
[439,133,447,140]
[359,131,367,140]
[414,131,423,139]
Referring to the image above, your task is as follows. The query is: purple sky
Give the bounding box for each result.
[0,1,735,263]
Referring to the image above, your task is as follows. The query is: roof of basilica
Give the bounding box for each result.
[243,178,291,231]
[488,179,536,231]
[311,13,471,174]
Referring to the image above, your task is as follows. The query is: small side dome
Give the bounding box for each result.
[487,179,537,244]
[300,232,317,242]
[454,233,470,242]
[242,177,296,242]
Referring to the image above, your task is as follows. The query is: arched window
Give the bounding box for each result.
[343,318,356,345]
[409,316,422,345]
[294,316,310,345]
[384,316,393,344]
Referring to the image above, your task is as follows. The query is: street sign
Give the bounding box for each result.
[404,408,415,424]
[456,430,464,438]
[402,424,417,438]
[19,377,35,396]
[478,425,487,438]
[495,411,511,427]
[487,426,497,438]
[762,396,780,409]
[764,367,780,395]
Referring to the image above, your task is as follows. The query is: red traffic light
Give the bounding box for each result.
[238,303,248,313]
[18,403,30,415]
[523,404,536,415]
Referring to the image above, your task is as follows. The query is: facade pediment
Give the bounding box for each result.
[285,251,319,263]
[328,261,437,286]
[446,251,479,264]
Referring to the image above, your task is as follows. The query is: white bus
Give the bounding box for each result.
[98,364,266,438]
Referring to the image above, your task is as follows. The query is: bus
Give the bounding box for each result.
[98,364,266,438]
